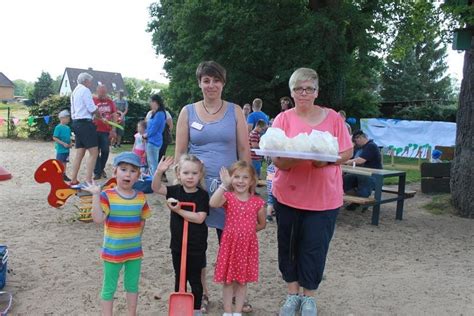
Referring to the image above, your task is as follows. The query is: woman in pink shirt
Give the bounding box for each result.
[272,68,353,316]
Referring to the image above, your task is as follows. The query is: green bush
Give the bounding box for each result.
[393,102,457,122]
[27,95,70,140]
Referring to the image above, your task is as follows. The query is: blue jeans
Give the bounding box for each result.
[343,174,375,197]
[94,132,110,176]
[146,143,161,176]
[252,160,262,177]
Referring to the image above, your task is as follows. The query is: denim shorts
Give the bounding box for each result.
[56,152,69,163]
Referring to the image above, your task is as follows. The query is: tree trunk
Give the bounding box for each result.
[451,47,474,218]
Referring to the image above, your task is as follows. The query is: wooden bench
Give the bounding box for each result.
[421,162,451,193]
[343,195,376,205]
[381,186,417,198]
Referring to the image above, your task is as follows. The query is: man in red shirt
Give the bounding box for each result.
[93,85,117,179]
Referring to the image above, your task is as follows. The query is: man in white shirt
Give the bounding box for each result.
[69,72,98,184]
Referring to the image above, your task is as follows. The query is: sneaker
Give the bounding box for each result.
[300,296,317,316]
[266,215,273,222]
[279,294,301,316]
[63,174,71,182]
[93,174,101,180]
[101,171,107,179]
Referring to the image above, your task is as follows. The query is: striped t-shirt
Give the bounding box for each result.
[249,130,262,160]
[100,188,151,263]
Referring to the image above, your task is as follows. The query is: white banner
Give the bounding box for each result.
[361,118,456,158]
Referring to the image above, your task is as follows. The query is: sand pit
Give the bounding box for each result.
[0,139,472,315]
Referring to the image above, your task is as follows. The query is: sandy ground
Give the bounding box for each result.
[0,139,473,316]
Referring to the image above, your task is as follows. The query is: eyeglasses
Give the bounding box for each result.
[293,86,317,95]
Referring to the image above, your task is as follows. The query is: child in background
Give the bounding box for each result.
[52,109,72,181]
[265,160,276,222]
[133,120,148,176]
[210,161,266,316]
[82,152,151,316]
[430,149,443,163]
[152,154,209,316]
[249,119,267,179]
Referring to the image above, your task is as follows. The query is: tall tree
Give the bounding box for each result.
[13,79,34,97]
[381,1,454,102]
[443,2,474,217]
[148,0,383,117]
[33,71,55,104]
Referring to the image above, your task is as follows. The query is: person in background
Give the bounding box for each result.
[338,110,352,135]
[53,109,72,181]
[242,103,251,120]
[343,130,382,210]
[144,94,167,176]
[249,119,267,179]
[69,72,98,185]
[247,98,269,132]
[93,85,117,180]
[279,96,294,112]
[430,149,443,163]
[113,90,128,148]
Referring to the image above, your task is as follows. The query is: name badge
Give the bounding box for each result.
[191,121,204,130]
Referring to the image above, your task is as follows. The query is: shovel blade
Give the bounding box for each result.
[168,292,194,316]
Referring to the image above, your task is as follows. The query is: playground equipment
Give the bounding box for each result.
[0,166,11,181]
[34,159,116,221]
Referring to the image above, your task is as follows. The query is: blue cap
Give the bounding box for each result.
[113,152,142,167]
[432,149,442,160]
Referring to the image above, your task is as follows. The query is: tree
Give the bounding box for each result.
[147,0,384,118]
[442,2,474,217]
[381,1,454,103]
[13,79,34,97]
[123,77,168,102]
[33,71,55,104]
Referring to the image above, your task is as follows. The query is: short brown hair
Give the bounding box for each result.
[196,61,226,84]
[256,119,267,129]
[252,98,263,110]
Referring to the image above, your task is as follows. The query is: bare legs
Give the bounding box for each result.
[288,281,314,296]
[101,293,138,316]
[223,282,247,314]
[71,147,98,183]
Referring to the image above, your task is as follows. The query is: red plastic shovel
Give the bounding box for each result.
[168,202,196,316]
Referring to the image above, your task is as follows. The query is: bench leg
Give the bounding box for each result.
[396,174,406,220]
[371,176,383,225]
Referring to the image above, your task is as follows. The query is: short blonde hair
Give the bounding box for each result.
[252,98,263,110]
[289,68,319,92]
[175,154,206,189]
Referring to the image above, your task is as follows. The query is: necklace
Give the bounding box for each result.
[202,100,224,115]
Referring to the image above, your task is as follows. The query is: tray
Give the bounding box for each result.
[252,149,340,162]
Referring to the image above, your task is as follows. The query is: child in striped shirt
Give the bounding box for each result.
[82,152,150,315]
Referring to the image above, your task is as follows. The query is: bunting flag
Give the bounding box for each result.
[44,115,50,124]
[12,118,20,125]
[0,117,4,126]
[27,116,35,126]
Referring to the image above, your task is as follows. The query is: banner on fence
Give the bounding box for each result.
[361,118,456,158]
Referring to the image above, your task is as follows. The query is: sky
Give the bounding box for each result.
[0,1,466,85]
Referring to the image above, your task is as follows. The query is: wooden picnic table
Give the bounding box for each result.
[342,165,407,225]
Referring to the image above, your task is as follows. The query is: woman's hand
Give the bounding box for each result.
[219,166,232,188]
[81,181,101,195]
[157,156,174,174]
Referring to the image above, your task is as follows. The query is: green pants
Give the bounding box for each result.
[101,259,142,301]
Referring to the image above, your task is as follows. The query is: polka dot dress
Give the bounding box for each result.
[214,192,265,284]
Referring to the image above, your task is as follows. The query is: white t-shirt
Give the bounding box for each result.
[70,84,97,120]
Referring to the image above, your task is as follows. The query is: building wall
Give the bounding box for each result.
[59,71,72,96]
[0,86,14,99]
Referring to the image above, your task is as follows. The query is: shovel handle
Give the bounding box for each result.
[178,202,196,293]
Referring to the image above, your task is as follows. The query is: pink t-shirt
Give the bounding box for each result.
[272,107,353,211]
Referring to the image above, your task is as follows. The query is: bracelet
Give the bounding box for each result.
[219,184,228,191]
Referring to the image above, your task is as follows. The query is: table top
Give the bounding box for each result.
[341,165,406,177]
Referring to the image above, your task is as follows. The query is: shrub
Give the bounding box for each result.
[27,95,70,140]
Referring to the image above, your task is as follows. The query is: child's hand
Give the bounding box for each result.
[81,181,101,195]
[219,167,231,188]
[157,156,174,174]
[166,198,180,213]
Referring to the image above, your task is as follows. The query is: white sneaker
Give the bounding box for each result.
[300,296,317,316]
[279,294,301,316]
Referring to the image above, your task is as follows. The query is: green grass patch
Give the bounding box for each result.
[423,194,454,215]
[383,155,422,184]
[0,104,31,138]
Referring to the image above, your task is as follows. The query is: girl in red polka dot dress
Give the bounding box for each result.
[210,161,266,316]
